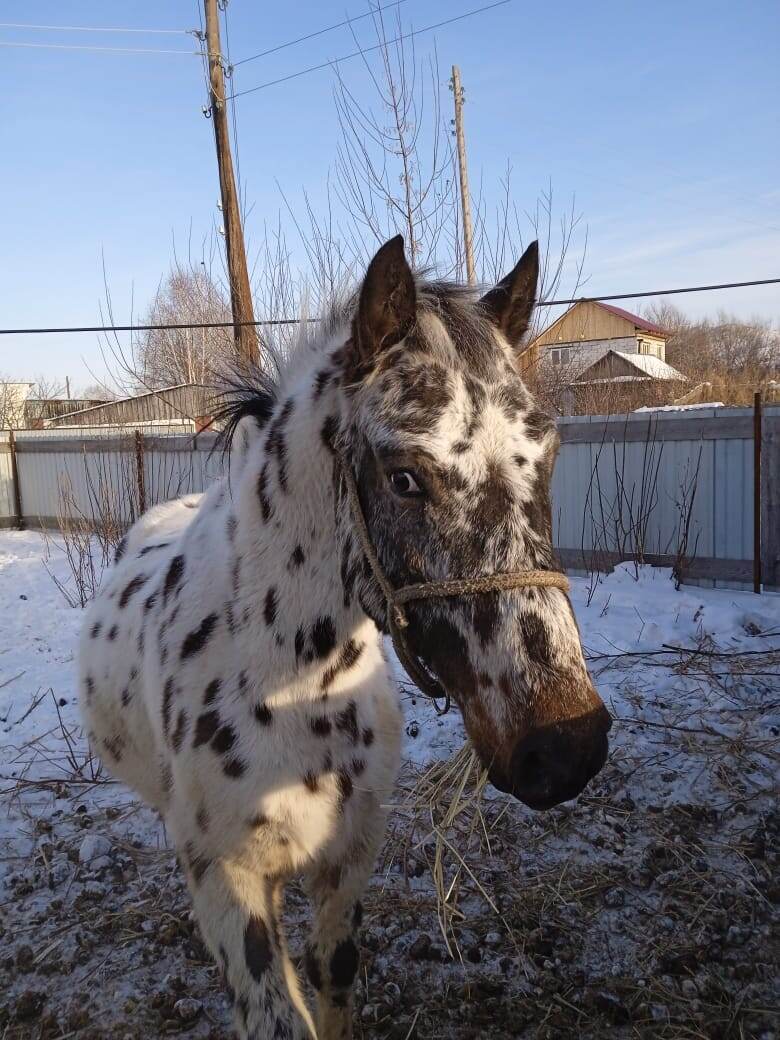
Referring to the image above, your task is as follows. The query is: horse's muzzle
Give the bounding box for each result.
[489,706,612,810]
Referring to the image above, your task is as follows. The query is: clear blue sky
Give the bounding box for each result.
[1,0,778,390]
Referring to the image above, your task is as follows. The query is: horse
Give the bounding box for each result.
[79,235,610,1039]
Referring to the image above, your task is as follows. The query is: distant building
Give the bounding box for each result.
[44,383,215,431]
[521,300,670,379]
[572,350,686,387]
[24,397,107,428]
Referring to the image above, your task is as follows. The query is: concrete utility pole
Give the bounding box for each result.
[451,65,476,285]
[204,0,258,365]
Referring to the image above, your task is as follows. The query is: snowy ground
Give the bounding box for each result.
[0,531,778,1039]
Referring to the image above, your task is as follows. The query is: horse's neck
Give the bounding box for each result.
[231,351,370,690]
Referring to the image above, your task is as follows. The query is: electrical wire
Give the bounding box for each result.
[232,0,410,68]
[0,40,201,55]
[228,0,515,99]
[1,278,777,337]
[0,22,188,34]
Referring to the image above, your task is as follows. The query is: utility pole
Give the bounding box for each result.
[204,0,258,365]
[65,376,71,400]
[451,65,476,285]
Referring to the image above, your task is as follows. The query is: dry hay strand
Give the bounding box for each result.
[400,743,505,959]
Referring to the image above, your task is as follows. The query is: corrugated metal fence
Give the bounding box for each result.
[2,407,779,591]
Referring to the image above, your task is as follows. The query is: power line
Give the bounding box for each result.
[228,0,515,99]
[0,22,188,34]
[1,277,777,337]
[232,0,410,68]
[539,277,780,308]
[0,40,201,55]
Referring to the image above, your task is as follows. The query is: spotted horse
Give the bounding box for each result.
[79,236,611,1039]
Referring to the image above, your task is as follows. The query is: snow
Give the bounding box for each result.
[1,532,778,1037]
[634,402,725,413]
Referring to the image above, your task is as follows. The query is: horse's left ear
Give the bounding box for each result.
[480,240,539,350]
[352,235,417,369]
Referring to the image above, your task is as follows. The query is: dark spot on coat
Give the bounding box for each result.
[244,916,273,981]
[90,621,101,638]
[180,613,219,659]
[108,624,119,641]
[519,612,553,670]
[114,536,128,563]
[223,757,247,779]
[311,716,331,737]
[320,415,338,452]
[303,772,319,793]
[294,627,306,662]
[362,727,375,747]
[311,617,336,659]
[171,709,188,753]
[353,901,364,928]
[203,678,221,705]
[473,593,500,649]
[313,368,332,400]
[335,701,359,745]
[290,545,305,568]
[144,591,158,613]
[163,555,186,605]
[238,671,248,696]
[264,587,277,627]
[211,723,237,755]
[321,639,364,690]
[351,757,366,776]
[329,937,359,989]
[254,703,273,726]
[162,678,176,741]
[196,804,210,832]
[120,687,131,707]
[193,710,221,749]
[337,768,353,805]
[257,463,272,522]
[119,574,148,609]
[138,541,169,556]
[249,813,269,829]
[226,514,237,542]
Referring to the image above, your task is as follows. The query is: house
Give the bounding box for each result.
[44,383,215,431]
[520,300,670,379]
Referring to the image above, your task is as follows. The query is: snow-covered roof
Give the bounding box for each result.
[574,350,686,385]
[615,352,685,380]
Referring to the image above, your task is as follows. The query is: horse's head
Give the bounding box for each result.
[332,235,609,810]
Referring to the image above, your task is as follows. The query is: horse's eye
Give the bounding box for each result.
[388,469,424,498]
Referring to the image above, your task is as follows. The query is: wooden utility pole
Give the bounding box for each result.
[204,0,258,365]
[451,65,476,285]
[65,376,71,400]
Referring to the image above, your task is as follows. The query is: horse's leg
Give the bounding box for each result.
[304,846,376,1040]
[185,856,315,1039]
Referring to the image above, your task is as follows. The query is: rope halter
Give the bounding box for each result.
[335,448,570,715]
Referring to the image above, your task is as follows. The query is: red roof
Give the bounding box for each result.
[596,302,665,335]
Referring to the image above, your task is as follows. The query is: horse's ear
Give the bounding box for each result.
[480,240,539,350]
[352,235,416,368]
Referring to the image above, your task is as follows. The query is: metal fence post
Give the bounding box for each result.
[134,430,146,515]
[8,429,24,530]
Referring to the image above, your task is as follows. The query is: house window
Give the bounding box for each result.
[551,347,570,366]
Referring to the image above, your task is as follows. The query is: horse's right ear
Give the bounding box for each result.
[352,236,416,370]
